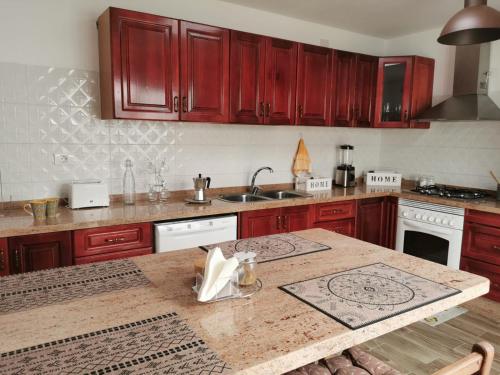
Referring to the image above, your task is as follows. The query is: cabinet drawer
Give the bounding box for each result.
[461,257,499,302]
[73,223,152,257]
[315,201,355,222]
[462,222,500,266]
[465,210,500,227]
[74,247,152,265]
[314,219,355,237]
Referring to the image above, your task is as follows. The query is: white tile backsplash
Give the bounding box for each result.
[0,61,499,202]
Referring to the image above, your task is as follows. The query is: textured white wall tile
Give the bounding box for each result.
[0,63,28,104]
[0,103,29,143]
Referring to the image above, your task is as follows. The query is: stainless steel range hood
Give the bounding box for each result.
[416,43,500,121]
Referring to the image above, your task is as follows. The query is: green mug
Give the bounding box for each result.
[23,200,47,220]
[46,197,59,218]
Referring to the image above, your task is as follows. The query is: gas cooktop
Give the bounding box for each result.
[411,185,487,200]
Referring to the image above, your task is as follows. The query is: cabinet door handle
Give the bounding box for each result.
[265,103,271,117]
[493,245,500,251]
[14,249,21,273]
[282,215,288,231]
[182,96,188,113]
[173,96,179,112]
[403,110,408,121]
[0,249,4,271]
[259,102,265,117]
[298,105,303,118]
[276,215,281,230]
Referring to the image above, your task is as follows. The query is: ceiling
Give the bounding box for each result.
[220,0,500,38]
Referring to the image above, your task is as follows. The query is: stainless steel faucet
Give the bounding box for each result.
[250,167,274,195]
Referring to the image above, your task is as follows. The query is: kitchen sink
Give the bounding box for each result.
[257,190,312,200]
[218,194,272,203]
[218,190,312,203]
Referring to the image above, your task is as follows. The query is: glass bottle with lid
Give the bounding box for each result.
[123,159,136,205]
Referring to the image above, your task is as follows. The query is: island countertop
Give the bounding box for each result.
[0,229,489,374]
[0,184,499,237]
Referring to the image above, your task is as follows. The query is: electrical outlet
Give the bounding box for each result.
[53,153,71,165]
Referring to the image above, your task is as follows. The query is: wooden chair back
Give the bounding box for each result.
[432,341,494,375]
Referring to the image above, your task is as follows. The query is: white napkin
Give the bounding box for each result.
[197,247,239,302]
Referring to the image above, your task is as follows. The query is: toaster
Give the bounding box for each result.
[69,180,110,209]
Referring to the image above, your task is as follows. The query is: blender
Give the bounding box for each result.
[335,145,356,187]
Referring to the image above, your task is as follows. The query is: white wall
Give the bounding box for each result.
[0,0,385,71]
[381,29,500,190]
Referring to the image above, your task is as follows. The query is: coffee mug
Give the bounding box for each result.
[24,200,47,220]
[46,197,59,217]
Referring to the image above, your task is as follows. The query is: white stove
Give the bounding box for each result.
[395,199,465,269]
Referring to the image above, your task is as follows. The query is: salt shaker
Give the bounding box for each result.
[234,252,257,286]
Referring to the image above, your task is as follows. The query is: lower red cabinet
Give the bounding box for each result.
[0,238,9,276]
[8,232,72,274]
[356,197,385,245]
[460,210,500,302]
[239,206,312,239]
[461,257,499,302]
[73,223,153,264]
[314,219,355,237]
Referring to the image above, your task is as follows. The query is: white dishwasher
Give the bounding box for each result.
[154,214,237,253]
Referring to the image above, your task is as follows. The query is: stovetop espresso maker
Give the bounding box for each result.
[193,174,211,201]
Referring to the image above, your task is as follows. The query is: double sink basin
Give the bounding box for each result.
[218,190,312,203]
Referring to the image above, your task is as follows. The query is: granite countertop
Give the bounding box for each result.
[0,185,499,237]
[0,229,489,374]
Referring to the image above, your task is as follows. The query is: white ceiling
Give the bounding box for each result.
[220,0,500,38]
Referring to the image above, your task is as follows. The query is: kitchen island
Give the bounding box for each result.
[0,229,489,374]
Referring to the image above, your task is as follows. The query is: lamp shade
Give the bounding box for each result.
[438,0,500,45]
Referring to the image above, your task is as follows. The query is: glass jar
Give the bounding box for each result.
[123,159,136,205]
[234,252,257,287]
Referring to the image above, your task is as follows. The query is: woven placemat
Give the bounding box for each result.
[0,312,231,375]
[0,259,150,315]
[279,263,460,329]
[201,233,331,263]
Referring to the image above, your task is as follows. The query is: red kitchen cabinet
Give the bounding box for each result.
[384,196,398,249]
[98,8,180,121]
[295,44,333,126]
[460,210,500,302]
[180,21,230,123]
[8,232,72,274]
[73,223,153,264]
[229,34,298,125]
[461,257,499,302]
[315,219,355,237]
[410,57,435,129]
[374,56,434,128]
[229,31,266,124]
[331,51,378,127]
[239,208,282,238]
[239,205,312,238]
[264,38,298,125]
[0,238,9,276]
[356,197,385,246]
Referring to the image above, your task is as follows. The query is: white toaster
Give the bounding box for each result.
[69,180,110,209]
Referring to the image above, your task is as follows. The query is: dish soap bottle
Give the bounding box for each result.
[123,159,136,205]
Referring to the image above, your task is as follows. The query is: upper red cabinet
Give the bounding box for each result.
[296,44,333,126]
[331,52,378,127]
[374,56,434,128]
[98,8,180,121]
[265,38,298,125]
[229,33,297,125]
[229,31,266,124]
[98,8,229,123]
[180,22,230,123]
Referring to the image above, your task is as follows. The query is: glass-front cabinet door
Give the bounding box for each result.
[374,57,413,128]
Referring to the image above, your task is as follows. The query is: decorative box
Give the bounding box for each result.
[365,172,402,187]
[296,177,332,192]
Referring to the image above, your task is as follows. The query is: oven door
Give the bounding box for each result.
[395,218,462,269]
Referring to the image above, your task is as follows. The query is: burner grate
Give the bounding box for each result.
[412,185,486,200]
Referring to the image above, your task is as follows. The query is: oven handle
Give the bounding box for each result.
[401,219,456,237]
